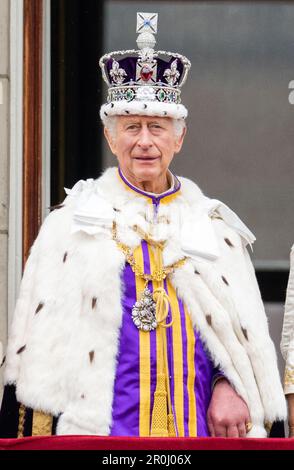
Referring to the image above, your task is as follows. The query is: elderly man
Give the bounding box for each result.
[0,13,286,438]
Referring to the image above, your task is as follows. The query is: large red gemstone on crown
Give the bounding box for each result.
[140,66,153,82]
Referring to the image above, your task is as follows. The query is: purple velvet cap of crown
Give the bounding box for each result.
[105,56,184,86]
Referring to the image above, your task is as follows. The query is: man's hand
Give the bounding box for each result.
[207,378,251,438]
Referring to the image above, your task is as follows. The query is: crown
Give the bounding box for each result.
[99,12,191,121]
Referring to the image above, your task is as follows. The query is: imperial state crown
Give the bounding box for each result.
[99,12,191,121]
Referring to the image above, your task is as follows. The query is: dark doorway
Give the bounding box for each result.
[51,0,104,205]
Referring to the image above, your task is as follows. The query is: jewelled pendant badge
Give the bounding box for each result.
[132,287,158,331]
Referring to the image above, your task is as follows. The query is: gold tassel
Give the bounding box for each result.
[150,373,169,437]
[150,244,177,437]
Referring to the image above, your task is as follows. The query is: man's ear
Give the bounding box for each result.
[174,126,187,154]
[104,127,117,155]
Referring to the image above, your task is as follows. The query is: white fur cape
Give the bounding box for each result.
[4,167,286,436]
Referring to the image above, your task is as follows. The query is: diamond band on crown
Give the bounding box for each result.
[108,85,181,105]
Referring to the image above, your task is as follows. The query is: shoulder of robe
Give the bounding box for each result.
[37,168,124,243]
[178,175,256,249]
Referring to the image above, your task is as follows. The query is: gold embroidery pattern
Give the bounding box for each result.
[32,410,53,436]
[284,365,294,386]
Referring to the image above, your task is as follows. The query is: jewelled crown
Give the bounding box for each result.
[99,12,191,122]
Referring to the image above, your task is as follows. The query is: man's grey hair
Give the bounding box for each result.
[103,115,186,140]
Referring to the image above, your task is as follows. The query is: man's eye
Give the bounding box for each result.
[126,125,139,130]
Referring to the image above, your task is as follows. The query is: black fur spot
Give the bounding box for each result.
[241,327,248,341]
[221,275,229,286]
[224,238,234,248]
[89,351,95,363]
[17,345,26,355]
[35,302,44,314]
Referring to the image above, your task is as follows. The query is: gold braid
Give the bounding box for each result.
[112,221,183,437]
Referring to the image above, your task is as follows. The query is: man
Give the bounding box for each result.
[0,12,286,438]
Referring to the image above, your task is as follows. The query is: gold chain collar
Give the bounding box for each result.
[112,222,187,282]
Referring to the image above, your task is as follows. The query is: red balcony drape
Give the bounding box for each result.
[0,436,294,450]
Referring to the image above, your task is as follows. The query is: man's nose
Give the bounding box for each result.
[137,127,153,148]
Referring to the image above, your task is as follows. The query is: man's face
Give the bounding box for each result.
[104,115,185,184]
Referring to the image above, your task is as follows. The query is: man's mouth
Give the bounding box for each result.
[133,156,159,161]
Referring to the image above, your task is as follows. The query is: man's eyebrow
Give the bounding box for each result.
[123,121,140,126]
